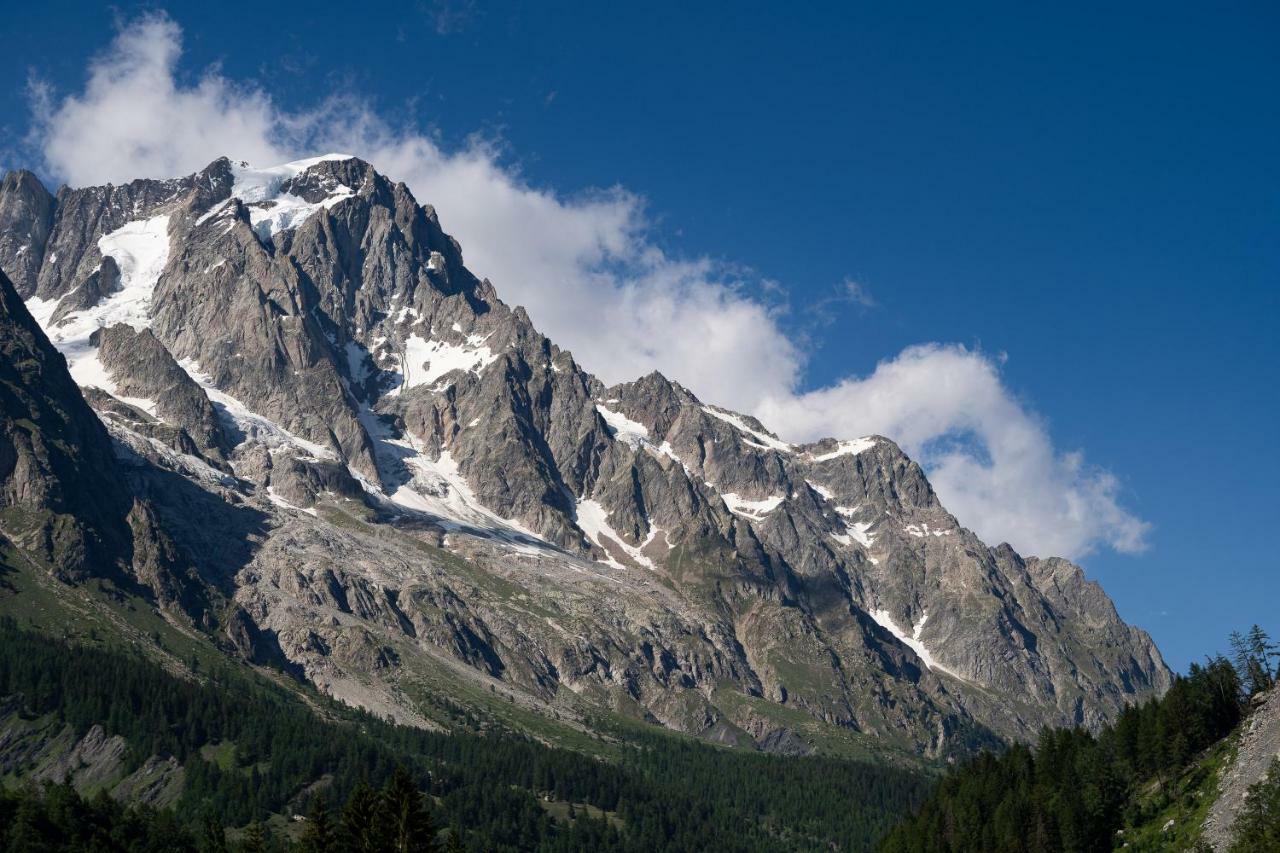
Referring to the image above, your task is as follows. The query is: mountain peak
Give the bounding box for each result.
[0,156,1171,757]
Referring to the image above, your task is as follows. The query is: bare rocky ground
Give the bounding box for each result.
[1203,689,1280,849]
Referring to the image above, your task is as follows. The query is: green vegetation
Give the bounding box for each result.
[0,614,929,851]
[1229,758,1280,852]
[879,628,1280,853]
[0,781,194,851]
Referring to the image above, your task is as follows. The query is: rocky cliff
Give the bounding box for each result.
[0,155,1171,757]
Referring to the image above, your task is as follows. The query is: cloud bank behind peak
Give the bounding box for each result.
[24,12,1149,560]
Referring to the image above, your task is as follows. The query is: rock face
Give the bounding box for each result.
[0,170,54,298]
[0,269,201,610]
[1203,690,1280,849]
[0,156,1172,757]
[0,699,184,808]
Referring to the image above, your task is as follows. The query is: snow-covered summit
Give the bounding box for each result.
[227,153,357,203]
[217,154,359,240]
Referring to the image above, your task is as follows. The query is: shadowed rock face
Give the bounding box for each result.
[0,156,1172,757]
[0,270,198,612]
[0,268,131,579]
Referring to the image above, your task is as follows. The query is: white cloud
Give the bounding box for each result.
[757,345,1150,558]
[22,13,1148,560]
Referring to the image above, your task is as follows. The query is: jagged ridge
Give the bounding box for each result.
[0,155,1171,757]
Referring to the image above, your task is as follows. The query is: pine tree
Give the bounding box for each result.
[241,820,267,853]
[341,781,386,853]
[380,765,438,853]
[1232,625,1278,696]
[1228,759,1280,852]
[1247,625,1278,690]
[300,797,338,853]
[445,828,466,853]
[199,812,229,853]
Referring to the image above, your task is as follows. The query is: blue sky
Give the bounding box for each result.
[2,1,1276,671]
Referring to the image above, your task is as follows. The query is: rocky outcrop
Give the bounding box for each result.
[0,156,1172,757]
[96,323,231,465]
[0,270,201,611]
[1204,689,1280,849]
[0,267,136,581]
[0,704,184,808]
[0,170,54,299]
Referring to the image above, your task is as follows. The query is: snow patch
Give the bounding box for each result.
[807,480,834,500]
[809,437,878,462]
[229,155,357,240]
[180,359,336,461]
[344,341,373,383]
[24,213,171,392]
[868,609,966,680]
[721,493,786,518]
[702,406,794,453]
[595,404,650,448]
[396,333,498,392]
[266,486,318,516]
[576,498,655,570]
[903,523,952,538]
[354,407,548,554]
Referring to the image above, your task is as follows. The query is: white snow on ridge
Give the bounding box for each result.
[397,333,498,391]
[595,404,650,448]
[702,406,794,453]
[180,359,337,461]
[832,519,875,549]
[266,486,318,517]
[229,155,357,240]
[807,479,834,500]
[903,523,951,538]
[353,406,548,554]
[832,507,876,547]
[809,437,878,462]
[868,609,966,680]
[576,498,655,570]
[229,154,355,201]
[721,493,786,518]
[24,213,172,392]
[247,190,353,240]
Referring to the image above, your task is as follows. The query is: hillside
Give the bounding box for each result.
[877,630,1280,852]
[0,563,930,851]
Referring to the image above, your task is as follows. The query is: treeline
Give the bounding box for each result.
[0,781,193,852]
[879,626,1279,853]
[0,617,928,852]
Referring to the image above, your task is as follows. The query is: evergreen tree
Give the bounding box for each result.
[341,782,386,853]
[1231,626,1277,697]
[300,797,338,853]
[380,765,438,853]
[444,828,466,853]
[200,812,229,853]
[880,652,1247,853]
[240,820,267,853]
[1229,759,1280,852]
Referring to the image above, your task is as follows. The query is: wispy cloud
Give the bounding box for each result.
[20,12,1150,560]
[419,0,478,35]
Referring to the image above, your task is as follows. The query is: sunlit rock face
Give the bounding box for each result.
[0,156,1171,758]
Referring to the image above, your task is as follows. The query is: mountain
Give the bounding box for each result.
[0,154,1170,760]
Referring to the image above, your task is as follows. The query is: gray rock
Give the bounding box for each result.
[1203,689,1280,849]
[0,155,1174,758]
[0,170,55,299]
